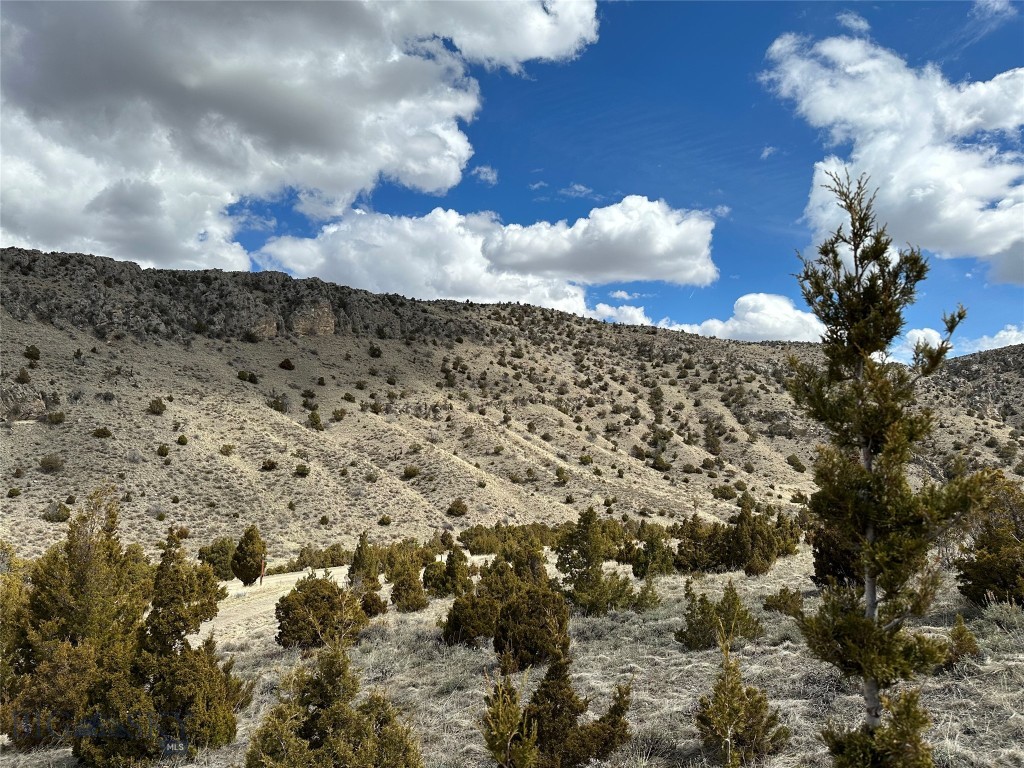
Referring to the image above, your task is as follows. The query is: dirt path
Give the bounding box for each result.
[197,566,348,645]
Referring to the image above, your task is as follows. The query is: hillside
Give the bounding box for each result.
[2,247,1022,562]
[2,247,1024,768]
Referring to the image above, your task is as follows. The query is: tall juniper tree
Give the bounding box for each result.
[788,173,979,766]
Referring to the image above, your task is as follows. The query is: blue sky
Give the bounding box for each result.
[2,1,1022,356]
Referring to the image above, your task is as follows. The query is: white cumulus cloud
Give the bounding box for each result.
[957,323,1024,354]
[664,293,825,342]
[888,327,945,364]
[0,1,598,269]
[483,195,719,285]
[609,290,640,300]
[762,33,1024,284]
[593,303,654,326]
[256,196,719,312]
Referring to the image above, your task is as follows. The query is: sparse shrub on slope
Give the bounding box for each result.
[198,536,236,581]
[523,655,632,768]
[275,572,367,649]
[245,643,422,768]
[676,580,762,651]
[41,501,71,523]
[446,496,468,517]
[1,489,152,749]
[955,471,1024,606]
[695,631,789,768]
[231,525,266,586]
[38,453,64,473]
[494,582,569,674]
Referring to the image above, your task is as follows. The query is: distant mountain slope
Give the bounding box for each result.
[2,247,1020,561]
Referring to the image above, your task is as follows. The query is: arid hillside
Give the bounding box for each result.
[2,247,1024,768]
[2,247,1021,562]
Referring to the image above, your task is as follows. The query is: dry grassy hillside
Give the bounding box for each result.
[2,248,1021,562]
[2,248,1023,768]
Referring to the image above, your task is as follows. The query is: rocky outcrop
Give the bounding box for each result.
[0,383,47,422]
[0,248,491,344]
[290,300,335,336]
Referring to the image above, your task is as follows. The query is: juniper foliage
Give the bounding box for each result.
[788,173,982,762]
[695,629,789,767]
[231,525,266,586]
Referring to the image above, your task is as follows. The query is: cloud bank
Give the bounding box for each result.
[0,1,598,270]
[257,195,720,316]
[763,34,1024,284]
[664,293,825,342]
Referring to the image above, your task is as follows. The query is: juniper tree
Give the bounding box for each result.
[143,527,225,655]
[523,655,632,768]
[275,572,368,648]
[1,489,152,748]
[79,527,246,766]
[481,658,631,768]
[675,580,762,651]
[231,525,266,586]
[955,471,1024,605]
[198,536,236,581]
[246,643,422,768]
[389,555,429,612]
[695,627,789,768]
[788,173,980,764]
[423,545,472,598]
[555,507,634,615]
[349,530,382,592]
[480,674,539,768]
[494,582,570,673]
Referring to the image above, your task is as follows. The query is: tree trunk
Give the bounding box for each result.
[863,519,882,730]
[858,357,883,731]
[863,676,883,730]
[860,514,884,729]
